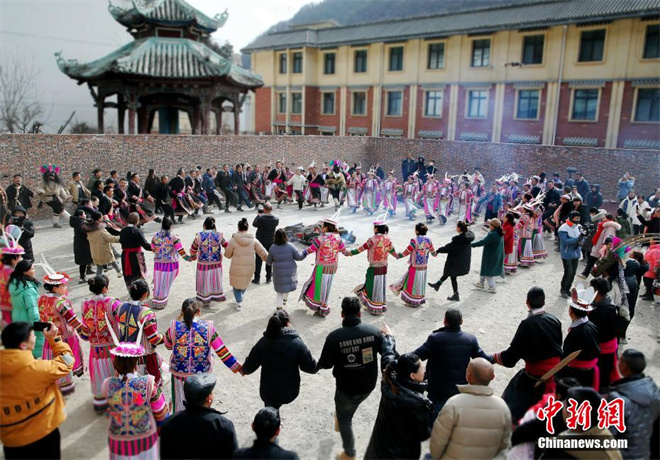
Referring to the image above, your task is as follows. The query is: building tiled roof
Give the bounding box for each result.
[109,0,227,32]
[243,0,660,52]
[56,37,263,88]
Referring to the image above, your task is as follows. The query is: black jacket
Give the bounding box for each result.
[216,170,232,190]
[364,366,432,460]
[8,209,34,261]
[252,214,279,246]
[638,214,660,234]
[436,231,474,277]
[160,404,237,460]
[169,176,186,194]
[414,326,490,402]
[231,171,245,190]
[318,317,396,395]
[242,327,317,406]
[69,215,93,266]
[589,296,618,343]
[234,440,299,460]
[98,195,113,215]
[153,182,173,206]
[6,184,34,210]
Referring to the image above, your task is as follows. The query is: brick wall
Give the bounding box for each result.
[1,135,657,214]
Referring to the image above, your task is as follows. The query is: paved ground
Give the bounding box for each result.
[5,203,659,459]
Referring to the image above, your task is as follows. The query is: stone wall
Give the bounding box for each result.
[1,135,658,213]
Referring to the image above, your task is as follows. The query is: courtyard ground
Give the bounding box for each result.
[5,203,659,459]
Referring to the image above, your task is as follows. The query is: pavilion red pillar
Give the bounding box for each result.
[233,106,240,135]
[97,96,105,134]
[117,95,125,134]
[128,95,137,134]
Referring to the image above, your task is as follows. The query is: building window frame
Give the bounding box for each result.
[427,42,446,70]
[514,89,542,120]
[321,91,336,115]
[577,28,607,63]
[278,53,287,74]
[292,51,303,74]
[388,45,404,72]
[521,34,545,66]
[323,52,336,75]
[385,90,403,117]
[351,91,368,116]
[277,92,287,114]
[422,90,443,118]
[465,88,489,119]
[568,87,601,122]
[642,23,660,60]
[471,38,491,68]
[632,87,660,123]
[291,92,303,114]
[354,49,368,73]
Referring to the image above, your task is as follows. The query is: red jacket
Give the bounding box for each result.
[644,244,660,279]
[502,221,515,254]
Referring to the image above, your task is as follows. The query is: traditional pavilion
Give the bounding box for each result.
[56,0,263,134]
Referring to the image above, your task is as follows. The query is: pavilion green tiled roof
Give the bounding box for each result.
[56,37,263,88]
[109,0,227,32]
[243,0,660,52]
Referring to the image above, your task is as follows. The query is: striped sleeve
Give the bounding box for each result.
[210,328,241,373]
[163,324,174,350]
[142,310,164,346]
[396,239,415,259]
[58,299,85,338]
[174,238,188,258]
[305,237,321,255]
[350,239,369,256]
[189,235,199,259]
[148,377,169,426]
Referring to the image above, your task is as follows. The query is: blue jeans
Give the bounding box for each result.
[335,390,371,457]
[236,188,252,208]
[233,288,245,303]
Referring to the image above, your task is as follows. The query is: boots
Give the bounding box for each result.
[447,292,460,301]
[428,280,443,291]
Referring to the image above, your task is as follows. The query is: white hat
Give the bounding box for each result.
[568,284,595,312]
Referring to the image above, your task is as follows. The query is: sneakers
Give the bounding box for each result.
[78,278,87,284]
[577,273,587,280]
[116,271,122,278]
[235,303,242,311]
[53,223,62,228]
[473,282,485,290]
[560,291,570,299]
[486,286,497,294]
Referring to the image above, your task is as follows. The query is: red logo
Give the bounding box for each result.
[537,397,626,433]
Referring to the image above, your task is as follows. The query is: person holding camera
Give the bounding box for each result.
[558,211,584,299]
[0,321,75,459]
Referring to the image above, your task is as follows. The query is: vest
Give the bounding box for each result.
[169,320,213,376]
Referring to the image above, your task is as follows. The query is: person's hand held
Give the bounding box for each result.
[43,323,59,340]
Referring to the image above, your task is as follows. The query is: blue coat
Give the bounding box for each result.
[266,242,306,293]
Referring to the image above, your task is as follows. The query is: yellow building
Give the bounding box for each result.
[243,0,660,149]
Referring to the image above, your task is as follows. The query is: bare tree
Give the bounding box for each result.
[0,54,46,133]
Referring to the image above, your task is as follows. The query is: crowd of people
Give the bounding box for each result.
[0,159,659,460]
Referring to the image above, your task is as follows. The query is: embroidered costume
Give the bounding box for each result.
[390,236,436,307]
[350,233,396,315]
[164,319,241,412]
[150,230,189,309]
[300,232,347,317]
[189,231,229,305]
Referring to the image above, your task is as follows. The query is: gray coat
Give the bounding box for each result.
[608,375,660,459]
[266,242,306,293]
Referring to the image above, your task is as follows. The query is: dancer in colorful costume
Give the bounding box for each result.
[402,174,418,220]
[422,173,438,223]
[150,217,190,309]
[348,217,397,315]
[454,183,474,223]
[516,204,536,267]
[188,217,228,306]
[80,275,122,412]
[346,171,362,213]
[164,298,242,412]
[380,171,399,217]
[102,317,168,460]
[35,164,71,228]
[299,215,349,317]
[361,170,380,215]
[390,222,436,307]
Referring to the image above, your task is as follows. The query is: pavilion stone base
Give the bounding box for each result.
[2,134,658,217]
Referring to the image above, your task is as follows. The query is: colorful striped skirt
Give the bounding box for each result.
[404,197,417,218]
[42,335,84,395]
[504,239,519,274]
[347,189,359,209]
[362,191,377,213]
[151,260,179,309]
[532,229,547,260]
[300,264,337,317]
[354,266,388,315]
[519,237,535,267]
[424,197,436,217]
[89,344,115,411]
[196,262,226,304]
[390,266,427,307]
[109,432,158,460]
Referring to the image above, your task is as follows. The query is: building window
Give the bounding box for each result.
[291,92,302,114]
[352,92,367,115]
[571,89,599,121]
[324,53,336,75]
[292,52,303,73]
[644,24,660,59]
[279,53,287,74]
[635,88,660,122]
[389,46,404,71]
[277,93,286,114]
[424,91,443,117]
[386,91,402,116]
[578,29,606,62]
[467,90,488,118]
[522,35,544,65]
[471,39,491,67]
[322,92,335,115]
[516,90,540,119]
[354,50,367,73]
[427,43,445,69]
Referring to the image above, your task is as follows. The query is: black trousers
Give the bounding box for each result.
[4,428,60,460]
[254,243,272,280]
[161,203,175,221]
[581,254,598,277]
[221,188,236,209]
[561,258,579,293]
[439,275,459,293]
